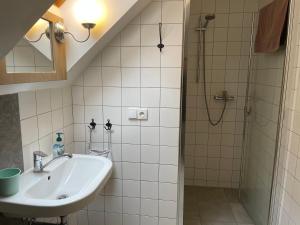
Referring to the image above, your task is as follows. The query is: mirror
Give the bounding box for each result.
[5,18,54,73]
[0,12,66,85]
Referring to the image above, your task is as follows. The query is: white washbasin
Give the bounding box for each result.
[0,154,112,217]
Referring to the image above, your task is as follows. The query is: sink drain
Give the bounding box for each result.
[57,194,69,200]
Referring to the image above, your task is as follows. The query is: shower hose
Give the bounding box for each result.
[199,29,227,126]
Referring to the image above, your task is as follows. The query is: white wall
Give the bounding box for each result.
[70,0,184,224]
[18,87,73,171]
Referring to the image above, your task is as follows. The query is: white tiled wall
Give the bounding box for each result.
[19,87,74,171]
[184,0,259,188]
[71,1,184,224]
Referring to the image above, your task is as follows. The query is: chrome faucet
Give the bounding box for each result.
[33,151,72,173]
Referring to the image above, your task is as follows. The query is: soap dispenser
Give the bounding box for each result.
[53,132,64,158]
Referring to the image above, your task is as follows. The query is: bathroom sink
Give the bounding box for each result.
[0,154,112,217]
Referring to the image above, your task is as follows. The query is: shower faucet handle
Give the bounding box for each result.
[214,96,234,101]
[214,91,234,102]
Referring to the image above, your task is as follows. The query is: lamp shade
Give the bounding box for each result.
[73,0,104,25]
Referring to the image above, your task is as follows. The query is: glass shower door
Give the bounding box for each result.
[239,28,286,225]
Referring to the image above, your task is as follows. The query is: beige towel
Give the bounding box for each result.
[254,0,289,53]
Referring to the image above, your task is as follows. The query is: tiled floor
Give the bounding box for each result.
[184,186,255,225]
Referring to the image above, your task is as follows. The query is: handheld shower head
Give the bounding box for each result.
[205,14,215,21]
[202,14,215,29]
[195,13,216,31]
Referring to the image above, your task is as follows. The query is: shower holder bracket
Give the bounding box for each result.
[214,95,235,101]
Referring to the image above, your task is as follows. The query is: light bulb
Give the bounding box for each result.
[73,0,105,25]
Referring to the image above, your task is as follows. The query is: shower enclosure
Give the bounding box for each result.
[239,16,287,225]
[180,0,288,225]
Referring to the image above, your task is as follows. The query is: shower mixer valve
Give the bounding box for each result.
[214,90,235,102]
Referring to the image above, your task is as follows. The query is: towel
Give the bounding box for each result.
[254,0,289,53]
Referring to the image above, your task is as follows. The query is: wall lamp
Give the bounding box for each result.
[26,0,105,43]
[26,22,96,43]
[49,22,96,43]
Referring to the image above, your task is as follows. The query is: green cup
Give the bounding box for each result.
[0,168,21,197]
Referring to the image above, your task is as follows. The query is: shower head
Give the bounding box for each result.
[196,14,216,31]
[205,14,215,21]
[202,14,215,29]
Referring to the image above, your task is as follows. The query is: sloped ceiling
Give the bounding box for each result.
[60,0,152,82]
[0,0,151,95]
[0,0,54,58]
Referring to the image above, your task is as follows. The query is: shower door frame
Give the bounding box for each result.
[238,1,294,225]
[267,1,295,224]
[177,0,190,224]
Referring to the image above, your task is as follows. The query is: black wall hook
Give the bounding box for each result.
[157,22,164,52]
[88,119,96,130]
[104,119,112,131]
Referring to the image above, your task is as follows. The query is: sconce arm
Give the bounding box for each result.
[64,28,91,43]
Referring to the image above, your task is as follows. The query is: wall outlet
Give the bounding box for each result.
[137,108,148,120]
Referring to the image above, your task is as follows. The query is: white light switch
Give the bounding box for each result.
[128,108,137,119]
